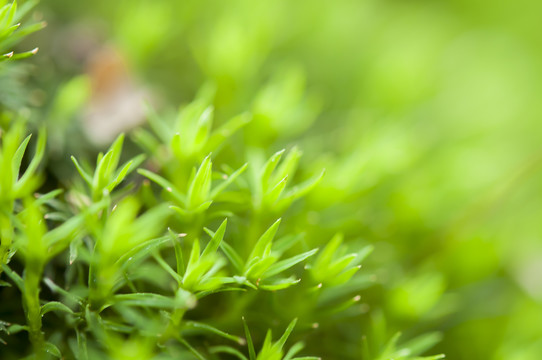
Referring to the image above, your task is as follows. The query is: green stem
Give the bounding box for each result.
[87,205,110,311]
[88,260,112,311]
[23,261,45,358]
[87,259,99,310]
[0,210,14,275]
[160,307,187,344]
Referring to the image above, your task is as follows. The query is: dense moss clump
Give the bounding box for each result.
[3,0,542,359]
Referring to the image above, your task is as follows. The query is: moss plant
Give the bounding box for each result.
[0,1,446,359]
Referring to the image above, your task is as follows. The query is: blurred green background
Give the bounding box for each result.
[15,0,542,358]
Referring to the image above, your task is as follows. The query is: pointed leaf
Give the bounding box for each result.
[202,218,227,257]
[243,317,256,360]
[111,293,184,309]
[44,342,62,358]
[265,175,288,205]
[43,278,83,304]
[187,154,212,208]
[184,321,245,345]
[210,163,248,199]
[261,149,285,191]
[117,235,170,270]
[41,301,74,316]
[11,133,31,183]
[145,102,171,142]
[259,277,301,291]
[263,249,318,278]
[8,47,39,60]
[277,169,325,208]
[1,264,22,291]
[138,169,186,205]
[248,219,281,261]
[314,233,343,269]
[220,241,244,274]
[276,318,297,350]
[71,156,93,186]
[14,128,46,194]
[206,112,252,152]
[283,341,305,360]
[194,106,213,147]
[209,346,249,360]
[271,146,302,187]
